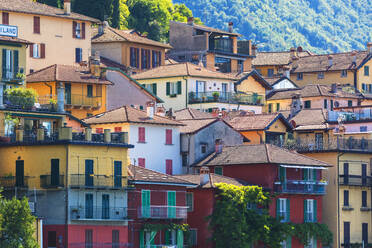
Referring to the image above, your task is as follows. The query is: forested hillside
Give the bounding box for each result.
[175,0,372,53]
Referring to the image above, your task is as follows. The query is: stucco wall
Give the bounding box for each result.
[92,42,122,64]
[291,70,354,88]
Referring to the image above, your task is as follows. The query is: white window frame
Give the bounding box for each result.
[306,199,314,222]
[186,192,193,212]
[341,70,347,78]
[33,44,40,58]
[5,49,13,79]
[75,22,81,38]
[279,198,287,222]
[170,82,178,95]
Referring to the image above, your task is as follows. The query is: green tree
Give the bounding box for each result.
[0,196,38,248]
[72,0,114,24]
[111,0,130,29]
[172,3,202,24]
[36,0,61,8]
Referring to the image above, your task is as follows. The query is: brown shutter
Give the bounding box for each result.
[82,22,85,39]
[33,16,40,34]
[72,21,76,38]
[29,44,34,57]
[40,43,45,59]
[2,12,9,25]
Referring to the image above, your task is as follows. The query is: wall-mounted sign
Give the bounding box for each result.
[0,24,18,37]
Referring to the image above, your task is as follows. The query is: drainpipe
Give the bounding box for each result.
[184,76,188,108]
[337,151,345,248]
[353,69,357,89]
[0,82,4,109]
[65,144,69,248]
[57,82,65,113]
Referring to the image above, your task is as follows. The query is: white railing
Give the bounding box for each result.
[138,206,188,219]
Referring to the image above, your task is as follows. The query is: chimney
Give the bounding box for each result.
[64,0,71,15]
[328,55,333,67]
[200,166,210,186]
[251,44,257,57]
[228,22,234,33]
[351,50,357,64]
[215,139,223,154]
[290,47,297,59]
[289,94,302,118]
[146,101,155,119]
[330,83,337,93]
[90,51,101,77]
[283,66,290,78]
[187,17,194,26]
[367,42,372,54]
[248,40,252,56]
[56,82,65,112]
[156,106,166,117]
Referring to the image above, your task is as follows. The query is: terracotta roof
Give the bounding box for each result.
[132,62,238,80]
[174,174,247,188]
[0,0,98,22]
[128,165,196,186]
[252,50,313,66]
[267,84,363,100]
[83,106,183,126]
[174,108,214,120]
[171,21,241,36]
[179,118,219,134]
[235,70,273,89]
[291,51,371,73]
[0,35,31,44]
[289,108,328,128]
[228,113,291,131]
[100,56,129,72]
[195,144,331,167]
[92,26,172,49]
[26,64,112,85]
[165,58,179,65]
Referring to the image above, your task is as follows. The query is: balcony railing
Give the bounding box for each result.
[339,175,372,186]
[69,174,126,189]
[188,91,264,105]
[1,68,24,83]
[40,175,64,188]
[328,110,372,122]
[274,180,327,194]
[65,94,102,109]
[69,243,131,248]
[0,176,29,188]
[138,206,188,219]
[3,94,35,110]
[70,206,127,221]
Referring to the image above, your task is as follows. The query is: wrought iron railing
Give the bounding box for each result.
[138,206,188,219]
[69,243,131,248]
[339,175,372,186]
[188,91,264,105]
[65,94,102,108]
[69,174,126,189]
[70,206,127,221]
[0,176,29,188]
[40,175,64,188]
[274,180,327,194]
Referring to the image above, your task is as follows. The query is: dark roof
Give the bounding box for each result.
[26,64,113,85]
[267,84,364,100]
[195,144,331,167]
[252,50,313,66]
[174,108,214,120]
[0,35,32,44]
[174,173,247,188]
[128,165,196,186]
[0,0,99,22]
[92,26,172,49]
[83,106,183,126]
[228,113,292,131]
[171,21,241,36]
[235,70,273,90]
[100,56,129,72]
[289,108,329,131]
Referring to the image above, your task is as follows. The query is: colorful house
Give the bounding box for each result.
[0,126,133,247]
[192,144,331,248]
[0,0,98,73]
[84,105,183,175]
[92,23,172,74]
[168,18,254,73]
[128,165,196,248]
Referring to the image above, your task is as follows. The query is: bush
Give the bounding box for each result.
[4,87,38,110]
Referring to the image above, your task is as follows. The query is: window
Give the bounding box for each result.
[144,83,157,95]
[344,190,349,206]
[114,127,122,132]
[362,83,367,91]
[330,100,334,110]
[75,48,83,63]
[2,12,9,25]
[268,68,274,77]
[87,85,93,97]
[73,21,85,39]
[186,192,193,212]
[360,126,367,132]
[305,237,317,248]
[281,236,292,248]
[30,43,45,59]
[344,222,350,247]
[323,99,328,109]
[2,49,19,79]
[33,16,40,34]
[276,103,280,111]
[318,72,324,79]
[166,159,173,175]
[364,66,370,76]
[152,50,161,68]
[114,161,122,188]
[167,191,176,218]
[276,198,289,222]
[85,229,93,248]
[138,158,145,168]
[304,199,317,223]
[47,231,57,248]
[362,223,368,247]
[166,81,182,96]
[102,194,110,219]
[141,190,151,218]
[165,129,172,145]
[347,100,352,107]
[141,49,150,69]
[297,72,303,80]
[85,160,94,187]
[96,128,103,134]
[268,103,272,113]
[362,191,367,207]
[189,229,197,246]
[85,194,93,219]
[341,70,348,77]
[138,127,145,143]
[304,100,311,109]
[369,84,372,93]
[214,166,223,175]
[130,47,139,68]
[112,230,119,248]
[201,144,207,154]
[182,154,188,167]
[343,163,349,185]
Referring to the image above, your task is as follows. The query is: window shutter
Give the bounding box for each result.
[139,231,144,247]
[166,129,172,145]
[279,167,286,181]
[304,200,308,222]
[313,169,317,181]
[166,160,173,175]
[166,82,170,95]
[2,12,9,25]
[276,199,280,219]
[2,49,6,78]
[286,199,290,222]
[303,169,308,180]
[314,239,317,248]
[177,81,182,94]
[287,236,292,248]
[72,21,76,38]
[165,230,170,245]
[313,200,317,222]
[152,83,157,95]
[82,22,86,39]
[29,44,34,57]
[33,16,40,34]
[40,43,45,59]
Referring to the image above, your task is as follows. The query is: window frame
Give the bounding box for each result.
[341,70,348,78]
[343,190,349,206]
[317,72,324,79]
[214,166,223,175]
[364,66,369,76]
[297,72,303,80]
[304,100,311,109]
[186,192,193,212]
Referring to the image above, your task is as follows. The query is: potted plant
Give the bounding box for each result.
[212,91,220,101]
[49,98,57,111]
[4,87,38,110]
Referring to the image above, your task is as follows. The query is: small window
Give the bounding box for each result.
[130,47,139,68]
[341,70,348,78]
[189,229,197,246]
[31,43,45,59]
[75,48,83,63]
[276,103,280,111]
[343,190,349,206]
[268,68,274,77]
[138,158,145,168]
[362,83,367,91]
[2,12,9,25]
[186,192,193,212]
[268,103,272,113]
[369,84,372,93]
[182,154,188,167]
[165,129,173,145]
[87,85,93,97]
[364,66,370,76]
[166,82,181,96]
[33,16,40,34]
[318,72,324,79]
[201,144,207,154]
[214,166,223,175]
[347,100,352,107]
[304,100,311,109]
[166,160,173,175]
[112,230,119,248]
[297,72,303,80]
[362,191,367,207]
[138,127,145,143]
[323,99,328,109]
[360,126,367,132]
[86,113,93,117]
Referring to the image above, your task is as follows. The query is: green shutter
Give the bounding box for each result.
[13,50,19,78]
[276,199,280,220]
[2,49,6,78]
[313,238,317,248]
[286,199,290,222]
[268,103,272,113]
[276,103,280,111]
[215,167,223,175]
[166,82,170,95]
[165,230,170,245]
[303,169,308,180]
[304,200,308,222]
[152,83,157,95]
[313,200,317,222]
[168,191,176,218]
[313,169,317,181]
[177,229,184,248]
[177,81,182,94]
[142,190,150,218]
[186,193,193,212]
[140,230,144,248]
[279,167,286,181]
[150,231,156,245]
[287,236,292,248]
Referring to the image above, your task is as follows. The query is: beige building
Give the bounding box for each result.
[0,0,98,73]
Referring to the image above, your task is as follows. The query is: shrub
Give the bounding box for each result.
[4,87,38,110]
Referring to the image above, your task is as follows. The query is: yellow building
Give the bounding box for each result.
[26,63,112,119]
[0,0,99,73]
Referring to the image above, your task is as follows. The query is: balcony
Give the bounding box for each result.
[188,91,264,106]
[274,180,327,195]
[69,243,131,248]
[69,174,126,189]
[138,206,188,219]
[1,68,24,83]
[0,176,29,188]
[70,206,127,221]
[40,175,64,188]
[65,94,102,109]
[328,110,372,122]
[339,175,372,186]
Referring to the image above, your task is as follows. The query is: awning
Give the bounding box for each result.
[279,165,328,170]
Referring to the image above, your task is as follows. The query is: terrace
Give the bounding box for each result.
[137,206,188,219]
[274,180,327,195]
[70,206,128,221]
[69,174,126,189]
[339,175,372,187]
[188,91,264,105]
[328,110,372,122]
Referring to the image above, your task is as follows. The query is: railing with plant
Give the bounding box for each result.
[188,91,264,105]
[3,87,38,110]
